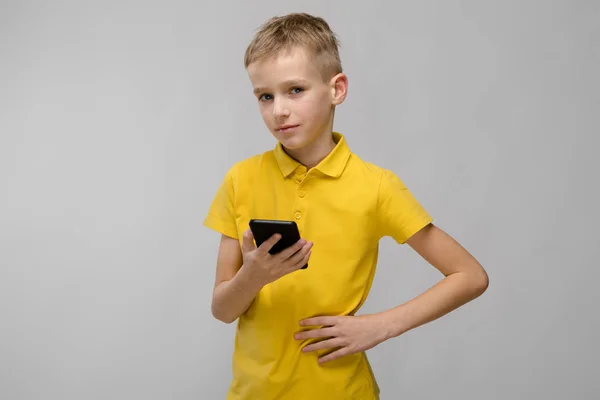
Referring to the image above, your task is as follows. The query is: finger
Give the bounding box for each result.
[300,316,340,327]
[294,327,335,341]
[318,347,350,364]
[284,244,312,270]
[276,238,309,261]
[290,249,311,271]
[275,250,310,281]
[257,233,281,255]
[302,338,342,353]
[241,229,256,253]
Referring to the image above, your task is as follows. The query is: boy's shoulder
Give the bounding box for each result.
[351,155,387,173]
[346,153,414,195]
[223,149,276,178]
[346,151,396,182]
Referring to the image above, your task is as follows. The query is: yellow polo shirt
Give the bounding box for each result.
[204,132,432,399]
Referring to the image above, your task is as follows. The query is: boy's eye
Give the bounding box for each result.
[257,88,303,101]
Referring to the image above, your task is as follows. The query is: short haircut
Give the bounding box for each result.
[244,13,343,81]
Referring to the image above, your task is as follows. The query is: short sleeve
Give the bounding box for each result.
[203,167,239,239]
[376,169,433,244]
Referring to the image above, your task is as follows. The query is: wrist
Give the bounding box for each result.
[237,264,265,293]
[377,308,410,340]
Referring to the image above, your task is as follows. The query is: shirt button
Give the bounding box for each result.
[294,211,302,220]
[298,191,306,198]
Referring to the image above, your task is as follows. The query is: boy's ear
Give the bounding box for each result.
[329,73,348,105]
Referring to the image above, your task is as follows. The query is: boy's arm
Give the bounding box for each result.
[378,222,489,338]
[296,223,489,363]
[211,231,312,324]
[211,234,262,324]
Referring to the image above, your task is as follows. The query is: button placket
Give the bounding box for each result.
[293,172,309,225]
[294,184,305,221]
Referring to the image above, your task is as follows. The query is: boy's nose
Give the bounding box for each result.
[273,100,290,119]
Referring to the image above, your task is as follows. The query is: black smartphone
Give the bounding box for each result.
[248,219,308,269]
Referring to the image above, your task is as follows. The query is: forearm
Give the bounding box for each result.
[211,266,263,324]
[379,271,488,339]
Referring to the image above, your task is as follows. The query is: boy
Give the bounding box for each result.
[204,12,489,400]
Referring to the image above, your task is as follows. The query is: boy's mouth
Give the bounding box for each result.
[276,124,299,132]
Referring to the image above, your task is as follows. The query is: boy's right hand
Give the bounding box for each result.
[241,229,313,288]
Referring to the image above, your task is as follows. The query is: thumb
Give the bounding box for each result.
[241,229,256,253]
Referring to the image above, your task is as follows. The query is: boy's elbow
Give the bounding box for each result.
[211,304,237,324]
[216,315,237,324]
[473,269,489,296]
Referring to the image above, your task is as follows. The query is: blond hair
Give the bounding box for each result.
[244,13,343,81]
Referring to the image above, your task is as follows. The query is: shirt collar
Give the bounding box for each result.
[274,132,351,179]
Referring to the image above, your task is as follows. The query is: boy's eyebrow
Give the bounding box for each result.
[253,79,310,94]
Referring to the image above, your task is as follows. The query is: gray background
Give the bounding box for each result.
[1,0,598,399]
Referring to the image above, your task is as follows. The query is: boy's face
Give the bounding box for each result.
[247,47,345,150]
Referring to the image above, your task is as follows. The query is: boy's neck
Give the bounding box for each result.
[282,131,337,170]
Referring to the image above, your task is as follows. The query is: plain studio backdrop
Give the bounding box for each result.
[1,1,598,399]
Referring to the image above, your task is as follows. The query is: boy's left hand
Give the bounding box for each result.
[294,314,390,364]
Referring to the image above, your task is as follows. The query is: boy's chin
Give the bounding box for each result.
[273,133,309,150]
